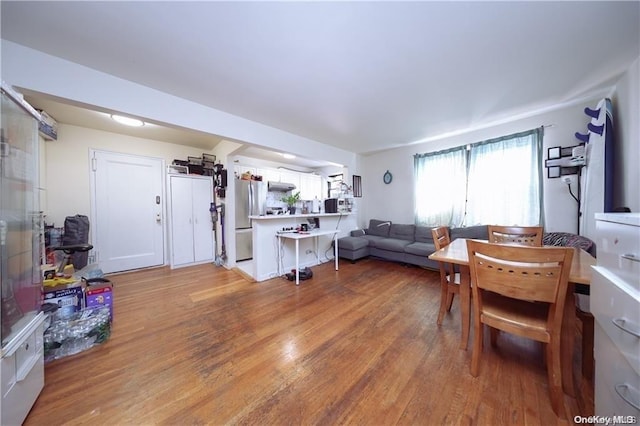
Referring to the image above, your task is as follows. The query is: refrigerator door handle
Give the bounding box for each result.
[248,183,254,218]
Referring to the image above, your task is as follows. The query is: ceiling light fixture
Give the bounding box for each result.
[111,114,145,127]
[281,153,296,159]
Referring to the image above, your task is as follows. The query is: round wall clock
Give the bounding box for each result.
[383,170,393,184]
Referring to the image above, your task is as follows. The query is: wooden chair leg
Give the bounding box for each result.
[546,338,566,419]
[578,309,594,380]
[471,323,483,376]
[446,291,455,312]
[437,283,449,325]
[489,327,500,348]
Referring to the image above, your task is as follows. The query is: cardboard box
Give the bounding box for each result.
[38,110,58,141]
[43,284,83,318]
[85,284,113,321]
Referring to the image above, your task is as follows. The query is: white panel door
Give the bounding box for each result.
[91,151,164,273]
[191,177,214,263]
[169,176,195,267]
[169,175,214,267]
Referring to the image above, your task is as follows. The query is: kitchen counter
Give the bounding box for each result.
[249,212,349,220]
[246,212,356,282]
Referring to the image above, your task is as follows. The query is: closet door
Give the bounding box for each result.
[170,176,195,267]
[191,177,214,263]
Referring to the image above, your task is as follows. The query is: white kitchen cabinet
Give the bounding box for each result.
[257,167,280,184]
[277,170,301,192]
[1,315,45,426]
[168,175,214,268]
[238,164,321,200]
[592,213,640,418]
[299,173,322,200]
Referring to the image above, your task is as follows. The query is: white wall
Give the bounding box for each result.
[2,40,358,172]
[612,57,640,211]
[358,93,612,234]
[43,123,211,227]
[8,39,638,240]
[357,56,639,232]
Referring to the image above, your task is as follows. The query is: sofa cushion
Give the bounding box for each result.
[389,224,415,241]
[338,236,369,251]
[350,229,366,237]
[414,226,436,243]
[451,225,489,241]
[366,219,391,237]
[404,241,436,257]
[375,238,412,253]
[362,235,389,248]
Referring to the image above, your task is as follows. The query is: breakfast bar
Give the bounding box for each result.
[248,213,356,282]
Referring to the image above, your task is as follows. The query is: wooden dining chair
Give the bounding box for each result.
[431,226,461,325]
[488,225,543,246]
[466,240,573,419]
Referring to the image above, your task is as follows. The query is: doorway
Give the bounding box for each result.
[90,150,165,273]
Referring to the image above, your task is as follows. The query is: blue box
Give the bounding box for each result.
[43,284,83,318]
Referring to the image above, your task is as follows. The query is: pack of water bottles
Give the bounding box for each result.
[43,305,111,362]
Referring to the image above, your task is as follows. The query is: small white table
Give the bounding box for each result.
[276,229,339,285]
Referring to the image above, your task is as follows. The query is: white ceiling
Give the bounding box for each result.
[2,1,639,161]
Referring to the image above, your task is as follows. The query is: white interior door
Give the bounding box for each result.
[90,150,164,273]
[191,177,214,262]
[169,176,195,267]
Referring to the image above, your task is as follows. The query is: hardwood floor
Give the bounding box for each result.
[25,259,593,425]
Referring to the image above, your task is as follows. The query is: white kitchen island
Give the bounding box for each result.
[247,213,356,282]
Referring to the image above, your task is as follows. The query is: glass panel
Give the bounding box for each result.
[1,88,42,349]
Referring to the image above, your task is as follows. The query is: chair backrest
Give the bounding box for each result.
[431,226,451,250]
[466,240,573,306]
[488,225,543,247]
[432,226,456,279]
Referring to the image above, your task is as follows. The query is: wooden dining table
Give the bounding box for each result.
[428,237,596,397]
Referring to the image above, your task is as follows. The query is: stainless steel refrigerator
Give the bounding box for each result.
[235,180,266,261]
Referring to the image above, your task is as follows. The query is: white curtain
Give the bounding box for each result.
[466,130,542,226]
[414,128,543,227]
[414,147,467,227]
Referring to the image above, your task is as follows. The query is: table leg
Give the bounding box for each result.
[295,239,300,285]
[561,284,576,397]
[460,265,471,350]
[334,234,338,270]
[276,235,281,277]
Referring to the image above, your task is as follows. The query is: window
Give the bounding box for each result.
[414,147,467,227]
[327,174,343,198]
[414,128,543,227]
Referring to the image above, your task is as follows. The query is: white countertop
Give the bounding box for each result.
[595,212,640,227]
[275,229,340,239]
[249,212,350,220]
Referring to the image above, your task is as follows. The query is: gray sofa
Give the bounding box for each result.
[337,219,489,270]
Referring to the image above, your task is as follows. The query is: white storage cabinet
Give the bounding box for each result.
[1,84,46,425]
[168,175,214,268]
[592,213,640,418]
